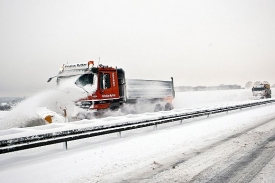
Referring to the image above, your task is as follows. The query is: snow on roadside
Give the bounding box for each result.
[0,97,272,141]
[1,102,275,183]
[0,89,261,131]
[173,89,253,109]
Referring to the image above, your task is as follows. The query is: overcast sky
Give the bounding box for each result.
[1,0,275,97]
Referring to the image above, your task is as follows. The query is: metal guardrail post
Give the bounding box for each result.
[63,141,68,150]
[117,131,122,138]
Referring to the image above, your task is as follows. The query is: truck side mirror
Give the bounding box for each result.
[91,68,98,73]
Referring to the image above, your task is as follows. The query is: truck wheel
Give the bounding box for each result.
[86,113,92,119]
[154,104,162,112]
[164,103,173,111]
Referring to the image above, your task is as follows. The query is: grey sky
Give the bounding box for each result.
[1,0,275,97]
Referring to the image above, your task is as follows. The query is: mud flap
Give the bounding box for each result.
[36,107,65,123]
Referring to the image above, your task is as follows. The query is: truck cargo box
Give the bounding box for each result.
[126,79,175,100]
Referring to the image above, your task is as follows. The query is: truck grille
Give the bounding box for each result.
[78,101,93,109]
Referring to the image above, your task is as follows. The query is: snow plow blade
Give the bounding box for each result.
[36,107,65,124]
[44,115,53,123]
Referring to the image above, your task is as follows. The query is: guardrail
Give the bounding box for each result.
[1,99,275,154]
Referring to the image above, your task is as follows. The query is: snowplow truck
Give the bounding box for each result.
[47,61,175,119]
[252,83,271,99]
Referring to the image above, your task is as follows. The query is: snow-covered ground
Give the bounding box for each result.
[0,89,275,182]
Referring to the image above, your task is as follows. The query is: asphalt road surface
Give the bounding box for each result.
[110,115,275,183]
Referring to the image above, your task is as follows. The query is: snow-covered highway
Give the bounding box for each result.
[0,89,275,183]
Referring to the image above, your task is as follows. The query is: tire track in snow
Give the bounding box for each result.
[116,115,275,183]
[191,134,275,183]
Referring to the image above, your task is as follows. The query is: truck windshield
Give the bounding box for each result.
[75,74,94,87]
[252,87,265,91]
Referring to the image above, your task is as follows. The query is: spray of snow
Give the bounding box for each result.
[96,100,162,119]
[0,75,89,130]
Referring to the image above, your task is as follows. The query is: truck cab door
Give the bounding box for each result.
[99,71,118,99]
[99,72,111,92]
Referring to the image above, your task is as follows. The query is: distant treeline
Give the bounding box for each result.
[0,105,11,111]
[175,84,242,92]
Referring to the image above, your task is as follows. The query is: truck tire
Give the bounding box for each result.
[164,103,173,111]
[154,104,162,112]
[86,113,92,119]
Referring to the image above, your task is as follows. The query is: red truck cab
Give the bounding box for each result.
[84,64,125,110]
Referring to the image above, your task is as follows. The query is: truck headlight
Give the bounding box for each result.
[75,101,81,106]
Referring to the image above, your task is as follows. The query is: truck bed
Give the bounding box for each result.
[126,79,175,100]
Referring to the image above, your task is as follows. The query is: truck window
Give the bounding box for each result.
[252,87,265,91]
[100,73,111,89]
[75,74,94,87]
